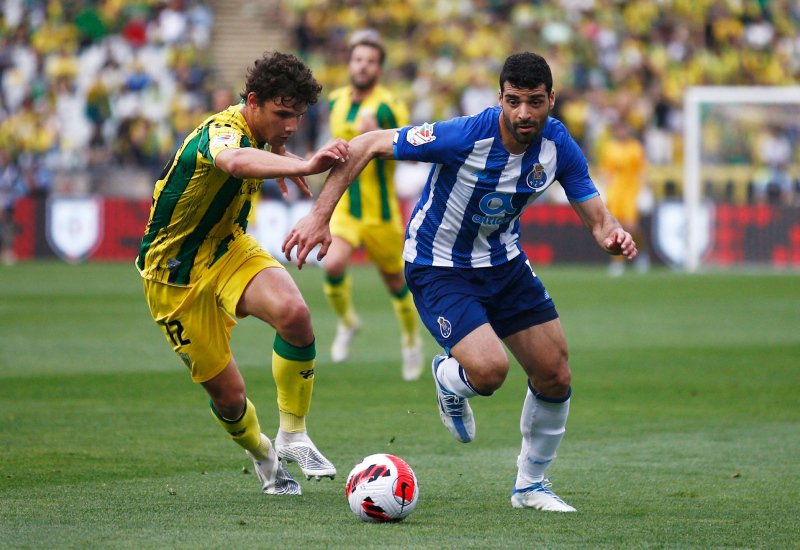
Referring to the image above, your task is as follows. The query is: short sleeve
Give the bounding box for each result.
[393,116,473,163]
[556,135,598,202]
[198,121,249,164]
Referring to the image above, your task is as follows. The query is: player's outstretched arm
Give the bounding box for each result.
[570,195,638,260]
[282,129,396,268]
[214,138,349,185]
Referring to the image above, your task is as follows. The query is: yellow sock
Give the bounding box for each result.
[272,333,315,432]
[391,285,419,347]
[279,410,306,433]
[210,398,270,460]
[323,273,359,328]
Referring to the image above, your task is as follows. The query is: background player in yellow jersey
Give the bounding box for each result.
[136,52,349,495]
[600,120,650,276]
[323,30,423,380]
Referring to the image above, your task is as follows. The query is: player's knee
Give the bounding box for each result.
[469,357,509,395]
[212,391,246,420]
[535,362,571,399]
[324,258,347,280]
[274,300,314,346]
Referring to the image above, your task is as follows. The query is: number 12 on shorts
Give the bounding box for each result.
[159,319,192,346]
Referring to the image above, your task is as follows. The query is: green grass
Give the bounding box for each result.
[1,261,799,548]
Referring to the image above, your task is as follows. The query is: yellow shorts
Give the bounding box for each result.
[142,234,284,383]
[330,210,405,274]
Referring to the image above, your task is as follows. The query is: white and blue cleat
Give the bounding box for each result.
[275,429,337,481]
[432,353,475,443]
[511,477,576,511]
[246,434,301,495]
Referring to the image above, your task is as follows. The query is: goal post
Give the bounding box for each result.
[682,86,800,272]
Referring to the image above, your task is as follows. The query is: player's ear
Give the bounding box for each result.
[549,89,556,109]
[246,92,259,109]
[498,89,503,105]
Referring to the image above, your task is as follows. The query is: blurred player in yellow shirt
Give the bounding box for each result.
[323,30,422,380]
[600,120,650,276]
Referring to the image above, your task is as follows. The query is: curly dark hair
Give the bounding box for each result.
[499,52,553,94]
[240,51,322,108]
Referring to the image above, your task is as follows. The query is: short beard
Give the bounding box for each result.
[502,111,547,144]
[351,75,377,92]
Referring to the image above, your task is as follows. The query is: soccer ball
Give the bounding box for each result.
[345,453,419,523]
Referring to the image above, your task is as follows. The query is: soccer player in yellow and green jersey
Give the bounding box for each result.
[136,52,349,495]
[323,30,423,380]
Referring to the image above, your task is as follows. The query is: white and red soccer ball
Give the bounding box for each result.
[345,454,419,523]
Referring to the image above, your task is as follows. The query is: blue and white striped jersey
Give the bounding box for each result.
[393,106,599,268]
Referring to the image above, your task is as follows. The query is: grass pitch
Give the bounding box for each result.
[1,261,799,548]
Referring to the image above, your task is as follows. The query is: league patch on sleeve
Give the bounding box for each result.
[210,132,239,149]
[406,122,436,146]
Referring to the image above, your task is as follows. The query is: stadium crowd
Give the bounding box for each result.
[287,0,799,171]
[1,0,799,205]
[0,0,214,192]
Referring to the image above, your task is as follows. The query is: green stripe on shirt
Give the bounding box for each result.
[137,132,202,270]
[169,174,243,284]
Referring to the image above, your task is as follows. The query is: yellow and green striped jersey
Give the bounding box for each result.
[328,85,409,223]
[136,105,271,286]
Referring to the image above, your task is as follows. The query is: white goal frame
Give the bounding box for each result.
[682,86,800,272]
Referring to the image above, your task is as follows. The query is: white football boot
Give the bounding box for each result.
[431,354,475,443]
[401,336,423,381]
[274,429,337,481]
[511,478,576,512]
[246,434,301,495]
[331,317,361,363]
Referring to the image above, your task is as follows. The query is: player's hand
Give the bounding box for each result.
[275,176,311,197]
[304,139,349,175]
[603,228,638,260]
[273,149,312,197]
[282,213,332,269]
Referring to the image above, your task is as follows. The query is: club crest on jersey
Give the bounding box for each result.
[406,123,436,146]
[437,316,452,338]
[526,163,547,189]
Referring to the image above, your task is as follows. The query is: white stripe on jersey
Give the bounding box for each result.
[470,149,524,266]
[431,137,493,266]
[539,139,558,191]
[404,163,443,262]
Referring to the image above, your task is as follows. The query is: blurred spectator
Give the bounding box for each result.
[599,119,649,276]
[460,67,498,116]
[753,126,795,205]
[0,151,27,266]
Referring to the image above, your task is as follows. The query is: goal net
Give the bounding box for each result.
[673,86,800,272]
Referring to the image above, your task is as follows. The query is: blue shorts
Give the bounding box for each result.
[404,254,558,349]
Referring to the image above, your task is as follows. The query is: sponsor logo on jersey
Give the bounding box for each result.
[210,132,239,149]
[437,316,452,338]
[473,192,518,226]
[406,122,436,146]
[526,163,547,189]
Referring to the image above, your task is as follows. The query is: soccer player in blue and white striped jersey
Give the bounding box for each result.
[285,52,637,512]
